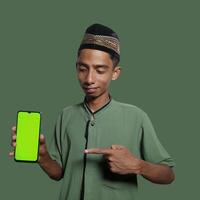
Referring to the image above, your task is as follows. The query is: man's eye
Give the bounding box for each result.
[78,66,87,71]
[97,69,106,74]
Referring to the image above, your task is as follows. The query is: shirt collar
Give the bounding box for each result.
[83,94,112,115]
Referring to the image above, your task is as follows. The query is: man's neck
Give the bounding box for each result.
[85,93,110,113]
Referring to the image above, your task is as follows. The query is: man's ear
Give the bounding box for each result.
[112,66,121,80]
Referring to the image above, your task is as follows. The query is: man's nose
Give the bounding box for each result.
[85,70,95,85]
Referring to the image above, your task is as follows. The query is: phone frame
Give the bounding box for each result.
[14,110,41,163]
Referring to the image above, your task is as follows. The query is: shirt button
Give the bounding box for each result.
[91,122,95,126]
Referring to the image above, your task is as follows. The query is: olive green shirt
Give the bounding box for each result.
[49,98,175,200]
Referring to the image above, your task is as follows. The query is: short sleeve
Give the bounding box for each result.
[140,112,175,167]
[48,112,63,168]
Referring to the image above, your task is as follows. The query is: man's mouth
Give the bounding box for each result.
[83,87,98,94]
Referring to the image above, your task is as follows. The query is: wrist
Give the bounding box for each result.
[134,158,146,175]
[138,159,151,176]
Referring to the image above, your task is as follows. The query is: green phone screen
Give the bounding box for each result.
[15,111,41,162]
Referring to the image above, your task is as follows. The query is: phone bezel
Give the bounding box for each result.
[14,110,41,163]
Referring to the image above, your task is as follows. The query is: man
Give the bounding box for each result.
[10,23,175,200]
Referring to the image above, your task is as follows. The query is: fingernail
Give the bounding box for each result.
[84,149,88,153]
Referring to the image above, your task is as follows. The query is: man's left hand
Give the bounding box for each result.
[84,145,142,175]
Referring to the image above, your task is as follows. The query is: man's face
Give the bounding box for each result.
[76,49,120,99]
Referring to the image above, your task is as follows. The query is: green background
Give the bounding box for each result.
[1,0,199,199]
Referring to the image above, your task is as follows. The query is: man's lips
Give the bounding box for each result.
[83,87,98,93]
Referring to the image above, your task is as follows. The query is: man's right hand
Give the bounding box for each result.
[9,125,63,180]
[9,126,48,160]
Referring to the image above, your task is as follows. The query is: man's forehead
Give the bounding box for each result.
[78,49,112,60]
[77,50,113,68]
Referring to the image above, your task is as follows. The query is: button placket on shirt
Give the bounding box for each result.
[84,113,97,199]
[90,114,95,126]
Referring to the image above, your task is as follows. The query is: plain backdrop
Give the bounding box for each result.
[1,0,199,199]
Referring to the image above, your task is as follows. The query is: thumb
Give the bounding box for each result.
[40,134,46,145]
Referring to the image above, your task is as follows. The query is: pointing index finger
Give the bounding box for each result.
[84,148,112,155]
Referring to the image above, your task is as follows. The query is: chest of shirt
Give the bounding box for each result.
[63,110,142,156]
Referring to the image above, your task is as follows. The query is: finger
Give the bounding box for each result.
[84,148,112,155]
[11,142,16,147]
[9,151,14,157]
[11,126,16,135]
[40,134,45,144]
[12,126,16,132]
[108,163,118,173]
[105,155,115,162]
[108,162,115,168]
[12,134,16,141]
[111,144,124,150]
[39,145,47,156]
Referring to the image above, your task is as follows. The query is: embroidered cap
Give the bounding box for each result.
[78,23,120,62]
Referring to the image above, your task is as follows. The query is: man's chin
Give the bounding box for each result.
[85,93,98,99]
[84,91,109,101]
[84,91,103,100]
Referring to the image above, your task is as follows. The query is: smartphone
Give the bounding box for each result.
[15,111,41,162]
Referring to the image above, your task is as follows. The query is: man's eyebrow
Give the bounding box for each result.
[94,64,109,69]
[76,62,109,69]
[76,62,89,67]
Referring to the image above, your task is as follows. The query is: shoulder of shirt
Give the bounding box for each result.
[59,103,83,115]
[113,100,143,111]
[113,100,148,116]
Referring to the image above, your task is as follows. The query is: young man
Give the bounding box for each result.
[10,23,175,200]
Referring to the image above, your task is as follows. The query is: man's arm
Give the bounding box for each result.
[37,134,63,181]
[138,159,174,184]
[85,145,175,184]
[9,126,63,181]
